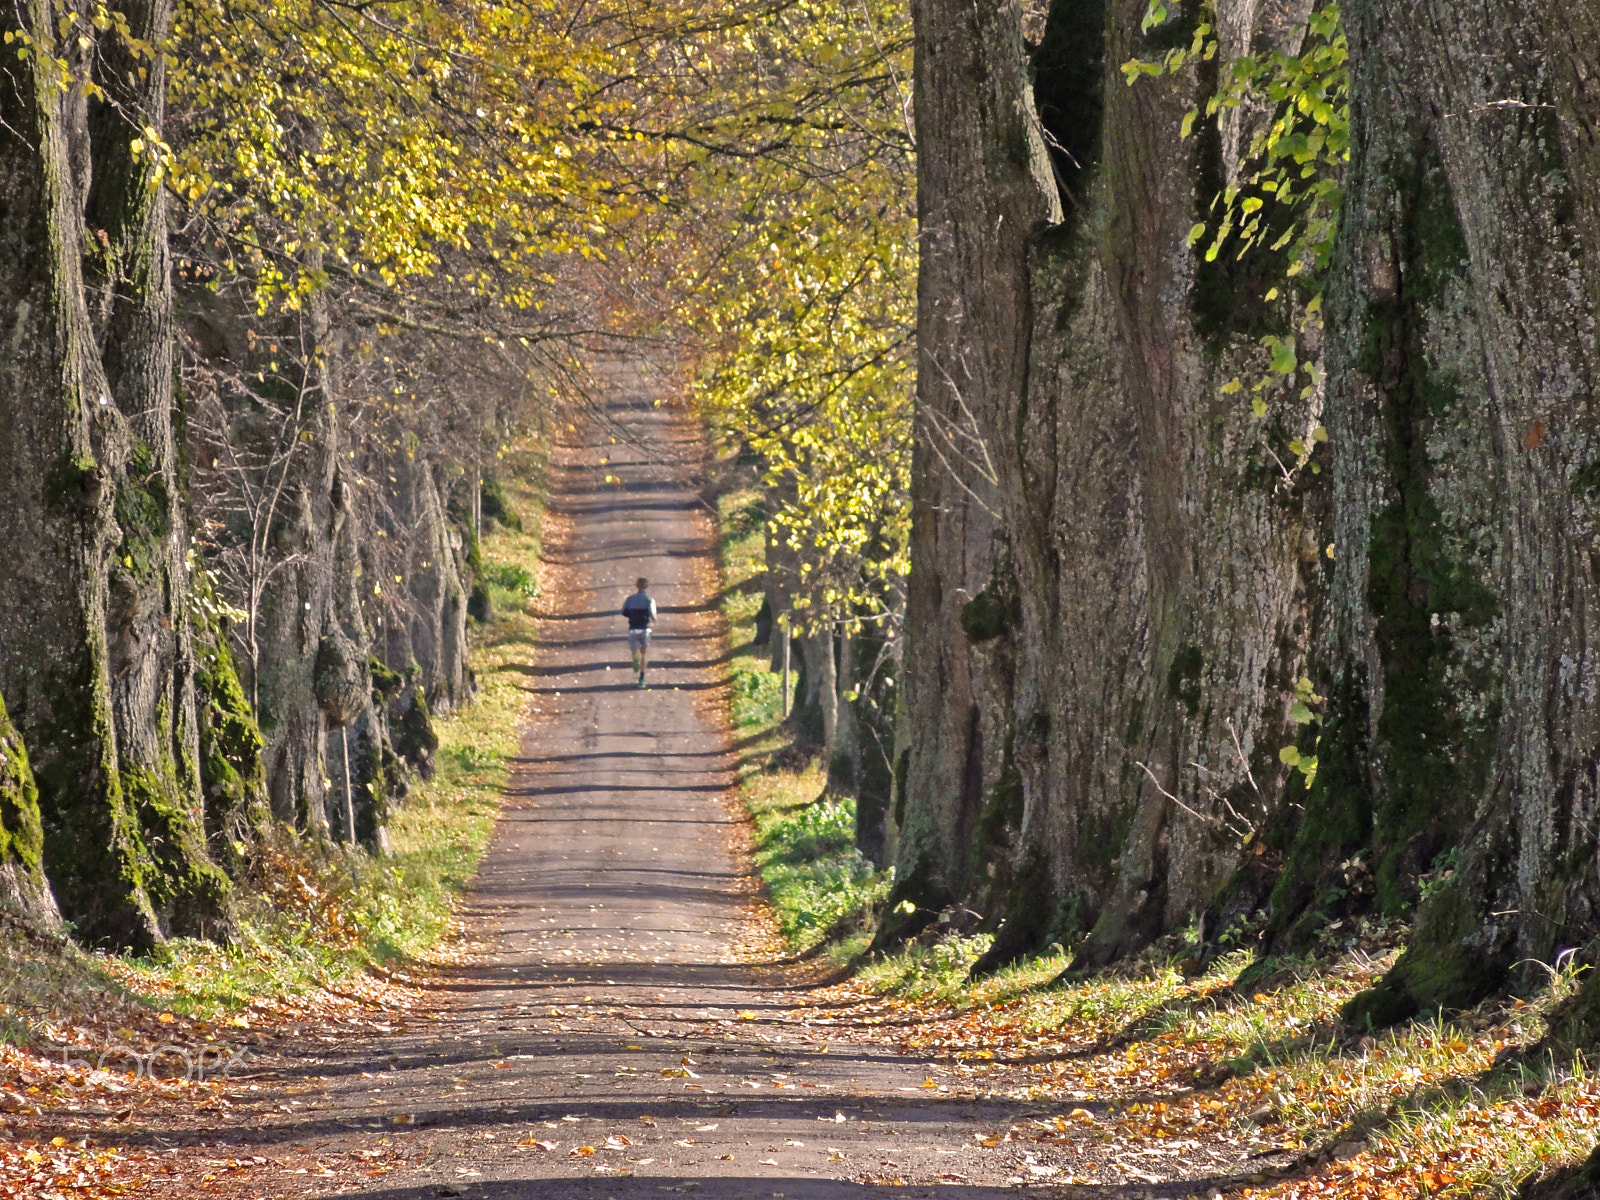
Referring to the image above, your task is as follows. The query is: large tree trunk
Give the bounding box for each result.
[894,0,1325,971]
[900,0,1600,1002]
[984,0,1327,974]
[875,0,1061,948]
[0,0,240,947]
[1329,0,1600,1025]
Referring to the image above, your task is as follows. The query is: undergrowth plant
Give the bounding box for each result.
[1125,0,1347,467]
[716,476,891,957]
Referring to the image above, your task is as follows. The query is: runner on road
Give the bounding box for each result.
[622,577,656,688]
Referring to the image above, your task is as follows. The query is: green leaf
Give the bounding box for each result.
[1279,745,1302,766]
[1289,702,1314,724]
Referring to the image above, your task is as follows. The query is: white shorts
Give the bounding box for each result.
[628,628,651,653]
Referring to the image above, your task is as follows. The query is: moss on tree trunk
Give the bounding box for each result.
[0,0,233,948]
[1325,0,1600,1022]
[0,690,62,932]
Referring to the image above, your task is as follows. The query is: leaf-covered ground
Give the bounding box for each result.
[3,439,1598,1200]
[713,448,1600,1199]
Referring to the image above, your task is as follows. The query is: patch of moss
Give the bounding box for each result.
[122,763,231,939]
[348,729,389,847]
[1167,644,1203,717]
[1540,967,1600,1058]
[1399,155,1469,308]
[1341,875,1496,1028]
[1357,147,1498,914]
[1570,459,1600,500]
[892,747,910,828]
[480,476,522,532]
[194,629,268,870]
[0,691,45,880]
[394,685,440,780]
[369,655,404,703]
[1271,140,1493,953]
[112,443,171,578]
[960,585,1019,644]
[33,628,159,950]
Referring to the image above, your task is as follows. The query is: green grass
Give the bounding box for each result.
[0,439,550,1035]
[833,916,1600,1198]
[714,477,890,955]
[708,467,1600,1198]
[718,487,783,732]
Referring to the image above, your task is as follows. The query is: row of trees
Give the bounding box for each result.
[876,0,1600,1030]
[22,0,1579,1043]
[0,0,558,947]
[0,0,918,948]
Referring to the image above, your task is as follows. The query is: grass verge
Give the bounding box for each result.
[812,910,1600,1197]
[0,438,549,1037]
[714,477,889,958]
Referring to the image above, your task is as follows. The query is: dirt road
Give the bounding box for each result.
[178,374,1168,1198]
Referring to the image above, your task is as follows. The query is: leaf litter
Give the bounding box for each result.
[763,919,1600,1197]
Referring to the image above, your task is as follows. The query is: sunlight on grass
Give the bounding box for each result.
[826,917,1600,1197]
[715,476,890,954]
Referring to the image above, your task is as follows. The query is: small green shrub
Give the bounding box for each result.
[481,562,537,597]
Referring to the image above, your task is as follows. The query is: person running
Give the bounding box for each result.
[622,577,656,688]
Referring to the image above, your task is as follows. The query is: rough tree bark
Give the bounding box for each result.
[0,0,245,947]
[385,455,471,713]
[893,0,1326,970]
[901,0,1600,1003]
[874,0,1061,949]
[1325,0,1600,1025]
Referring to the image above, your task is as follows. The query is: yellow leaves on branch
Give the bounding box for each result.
[167,0,652,305]
[650,0,916,626]
[158,0,917,623]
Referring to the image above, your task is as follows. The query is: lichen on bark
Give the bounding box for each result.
[0,0,233,949]
[0,690,62,932]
